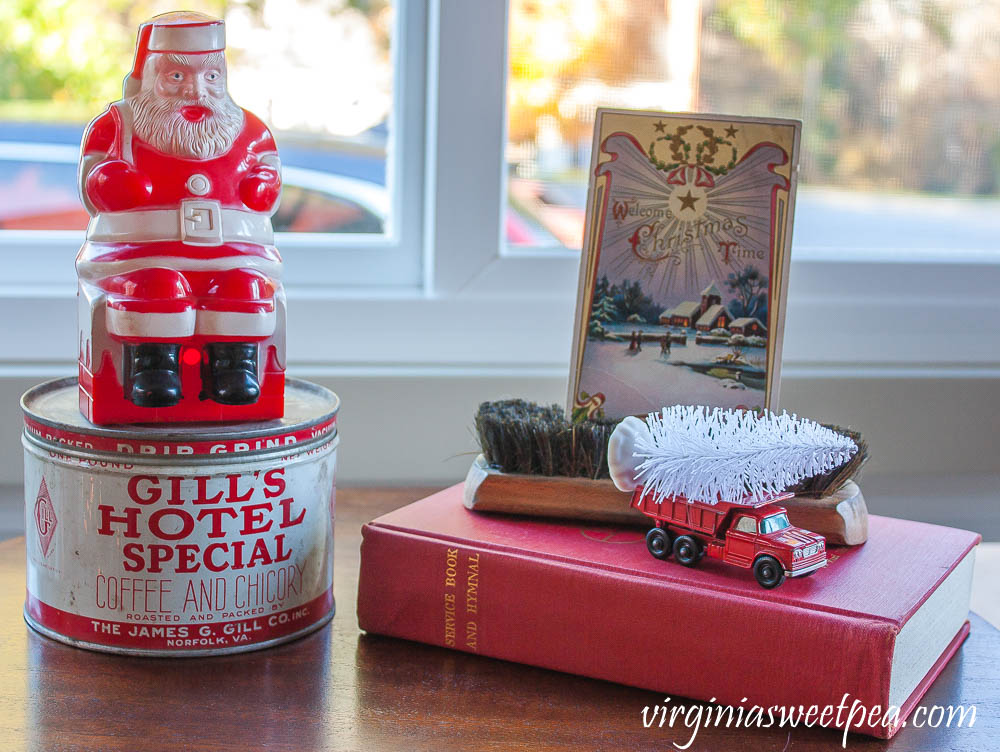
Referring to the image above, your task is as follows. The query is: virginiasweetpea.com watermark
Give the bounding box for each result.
[641,694,977,749]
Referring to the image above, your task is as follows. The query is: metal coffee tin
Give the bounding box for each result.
[22,377,339,656]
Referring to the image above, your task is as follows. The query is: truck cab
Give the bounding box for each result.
[719,506,827,584]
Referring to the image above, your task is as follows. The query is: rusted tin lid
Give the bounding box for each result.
[22,377,339,459]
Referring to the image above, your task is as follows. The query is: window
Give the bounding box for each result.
[735,516,757,534]
[0,2,994,377]
[761,513,791,535]
[504,0,1000,259]
[0,0,425,289]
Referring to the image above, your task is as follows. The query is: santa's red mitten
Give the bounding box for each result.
[239,166,281,212]
[85,160,153,212]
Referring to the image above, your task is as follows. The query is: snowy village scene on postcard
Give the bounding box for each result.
[569,110,800,421]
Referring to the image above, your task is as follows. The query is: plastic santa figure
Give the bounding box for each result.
[76,11,285,423]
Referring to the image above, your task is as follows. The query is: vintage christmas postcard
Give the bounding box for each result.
[568,109,801,421]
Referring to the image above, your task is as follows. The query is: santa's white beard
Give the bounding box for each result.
[129,89,245,160]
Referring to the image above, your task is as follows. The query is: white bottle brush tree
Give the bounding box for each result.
[609,406,858,506]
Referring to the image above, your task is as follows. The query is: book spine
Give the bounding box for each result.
[357,523,897,738]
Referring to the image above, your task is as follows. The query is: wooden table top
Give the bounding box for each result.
[1,488,997,752]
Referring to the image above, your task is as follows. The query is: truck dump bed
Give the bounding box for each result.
[630,487,795,534]
[631,489,728,535]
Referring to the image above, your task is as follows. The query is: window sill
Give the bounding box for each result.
[0,251,997,378]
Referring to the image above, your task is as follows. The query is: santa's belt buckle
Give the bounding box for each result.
[180,198,224,246]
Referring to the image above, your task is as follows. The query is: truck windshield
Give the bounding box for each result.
[761,513,791,534]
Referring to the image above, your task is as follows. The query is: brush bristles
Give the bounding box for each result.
[474,400,616,479]
[474,400,868,491]
[789,424,869,496]
[630,407,858,505]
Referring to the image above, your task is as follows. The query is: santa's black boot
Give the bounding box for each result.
[202,343,261,405]
[124,343,182,407]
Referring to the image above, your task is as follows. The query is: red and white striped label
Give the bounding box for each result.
[23,413,337,457]
[26,590,333,651]
[23,433,337,655]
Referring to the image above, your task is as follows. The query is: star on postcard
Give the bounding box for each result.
[677,190,699,211]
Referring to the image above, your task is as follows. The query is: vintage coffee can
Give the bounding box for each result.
[21,377,339,656]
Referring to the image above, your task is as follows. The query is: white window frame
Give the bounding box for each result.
[0,0,998,380]
[422,1,1000,379]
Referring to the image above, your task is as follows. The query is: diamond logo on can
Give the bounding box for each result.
[34,477,57,557]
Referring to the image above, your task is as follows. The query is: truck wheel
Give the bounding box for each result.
[753,556,785,589]
[672,535,701,567]
[646,528,671,559]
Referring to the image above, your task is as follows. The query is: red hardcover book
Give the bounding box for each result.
[357,485,980,739]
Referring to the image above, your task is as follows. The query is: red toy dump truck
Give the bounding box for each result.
[631,484,827,588]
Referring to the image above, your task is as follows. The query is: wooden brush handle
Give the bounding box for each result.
[463,455,868,545]
[463,455,646,525]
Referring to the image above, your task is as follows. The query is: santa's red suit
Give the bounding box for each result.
[78,102,281,342]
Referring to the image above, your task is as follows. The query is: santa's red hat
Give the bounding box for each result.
[124,11,226,97]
